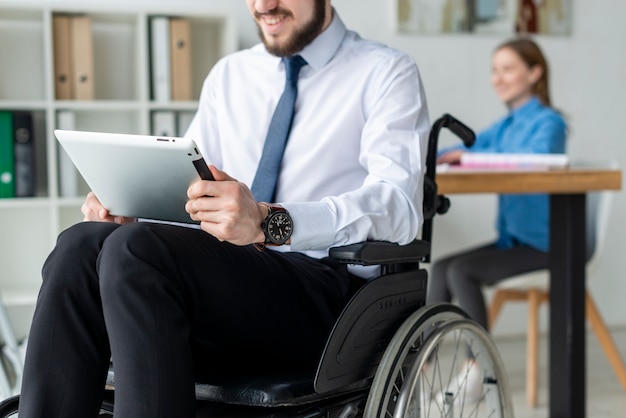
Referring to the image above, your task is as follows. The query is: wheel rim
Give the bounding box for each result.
[364,303,513,418]
[396,318,512,418]
[364,303,468,417]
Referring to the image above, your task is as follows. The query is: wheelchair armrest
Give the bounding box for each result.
[328,240,431,266]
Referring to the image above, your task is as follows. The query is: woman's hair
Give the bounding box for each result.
[495,38,551,107]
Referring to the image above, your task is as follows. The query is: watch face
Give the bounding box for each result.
[267,212,293,244]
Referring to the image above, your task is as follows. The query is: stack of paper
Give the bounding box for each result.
[460,153,569,169]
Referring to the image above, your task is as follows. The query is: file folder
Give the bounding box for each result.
[0,111,15,198]
[170,18,192,101]
[13,112,36,197]
[151,111,177,137]
[150,16,171,102]
[71,15,95,100]
[52,15,73,100]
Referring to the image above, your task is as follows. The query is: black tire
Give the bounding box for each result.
[0,394,115,417]
[0,395,18,418]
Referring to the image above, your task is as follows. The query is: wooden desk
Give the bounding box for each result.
[437,167,622,418]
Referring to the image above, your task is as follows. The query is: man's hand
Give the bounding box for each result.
[186,165,267,246]
[81,192,137,224]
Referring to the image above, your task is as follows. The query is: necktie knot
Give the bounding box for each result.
[284,55,307,82]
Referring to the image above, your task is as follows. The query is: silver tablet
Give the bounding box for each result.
[55,130,213,224]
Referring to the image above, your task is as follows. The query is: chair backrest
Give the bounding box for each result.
[585,190,613,271]
[585,158,618,270]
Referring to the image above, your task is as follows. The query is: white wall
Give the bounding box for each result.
[12,0,626,337]
[329,0,626,337]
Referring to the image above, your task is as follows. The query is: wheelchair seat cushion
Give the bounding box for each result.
[194,369,370,407]
[107,366,370,408]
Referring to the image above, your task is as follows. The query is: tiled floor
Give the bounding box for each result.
[494,327,626,417]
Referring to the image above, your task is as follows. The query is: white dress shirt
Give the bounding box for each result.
[185,12,430,269]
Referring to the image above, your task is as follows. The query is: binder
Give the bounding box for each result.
[169,18,192,101]
[70,15,95,100]
[13,112,36,197]
[57,110,79,197]
[150,16,171,102]
[0,111,15,198]
[151,111,176,137]
[52,14,73,100]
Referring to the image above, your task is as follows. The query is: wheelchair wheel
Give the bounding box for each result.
[0,395,18,417]
[0,394,114,417]
[364,303,513,417]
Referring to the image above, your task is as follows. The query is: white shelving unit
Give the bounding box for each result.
[0,2,237,332]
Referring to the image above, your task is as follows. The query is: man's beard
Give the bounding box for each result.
[256,0,326,57]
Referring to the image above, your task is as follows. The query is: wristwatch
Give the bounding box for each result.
[260,204,293,246]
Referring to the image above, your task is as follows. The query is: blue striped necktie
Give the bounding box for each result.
[250,55,307,202]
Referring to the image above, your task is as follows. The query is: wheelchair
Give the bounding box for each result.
[0,115,514,417]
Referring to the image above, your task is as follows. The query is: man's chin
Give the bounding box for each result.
[262,38,290,57]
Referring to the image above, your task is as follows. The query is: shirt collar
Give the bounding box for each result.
[298,9,347,71]
[265,9,347,73]
[509,96,542,120]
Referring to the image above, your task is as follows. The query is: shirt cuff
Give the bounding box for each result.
[281,201,335,251]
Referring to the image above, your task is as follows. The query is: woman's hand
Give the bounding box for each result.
[81,192,136,224]
[437,149,465,165]
[186,165,267,246]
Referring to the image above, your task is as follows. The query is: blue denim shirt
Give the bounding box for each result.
[444,96,567,252]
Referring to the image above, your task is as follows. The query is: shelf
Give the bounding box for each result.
[0,101,48,111]
[92,14,141,101]
[0,197,52,209]
[0,8,45,101]
[148,101,199,111]
[0,4,237,317]
[54,100,143,111]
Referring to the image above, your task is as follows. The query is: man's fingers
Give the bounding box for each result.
[209,165,236,182]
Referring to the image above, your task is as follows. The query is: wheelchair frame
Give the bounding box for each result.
[0,115,515,418]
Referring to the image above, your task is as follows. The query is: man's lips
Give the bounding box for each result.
[256,11,291,34]
[262,15,286,25]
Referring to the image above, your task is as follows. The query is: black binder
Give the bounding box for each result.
[13,111,35,197]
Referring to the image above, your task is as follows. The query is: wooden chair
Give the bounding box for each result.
[488,189,626,407]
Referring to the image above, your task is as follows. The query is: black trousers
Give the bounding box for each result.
[426,242,549,331]
[19,222,362,418]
